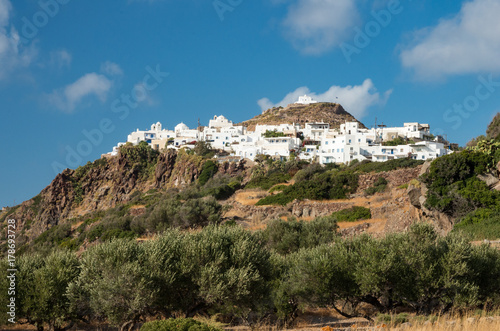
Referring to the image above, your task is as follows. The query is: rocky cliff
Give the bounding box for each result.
[1,148,248,243]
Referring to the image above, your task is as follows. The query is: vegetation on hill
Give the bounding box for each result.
[420,138,500,240]
[2,224,500,329]
[331,206,371,222]
[255,158,423,206]
[486,112,500,140]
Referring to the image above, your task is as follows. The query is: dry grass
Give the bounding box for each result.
[381,315,500,331]
[233,190,268,206]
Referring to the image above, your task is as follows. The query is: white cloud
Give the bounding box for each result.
[47,73,113,112]
[0,0,36,80]
[258,79,392,119]
[0,0,11,27]
[100,61,123,76]
[400,0,500,79]
[280,0,360,55]
[50,49,72,69]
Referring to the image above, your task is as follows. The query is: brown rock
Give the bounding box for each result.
[407,186,422,208]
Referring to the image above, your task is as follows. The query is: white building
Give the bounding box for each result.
[109,112,452,165]
[295,94,318,105]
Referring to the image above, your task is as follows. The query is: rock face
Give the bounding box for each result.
[5,149,236,240]
[241,102,366,130]
[356,166,422,193]
[477,172,500,188]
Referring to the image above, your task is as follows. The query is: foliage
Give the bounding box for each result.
[181,225,273,317]
[269,184,288,193]
[365,177,388,196]
[353,158,424,173]
[382,137,415,146]
[120,141,159,179]
[246,172,291,190]
[454,207,500,240]
[74,158,108,181]
[256,170,358,206]
[199,160,218,186]
[139,196,222,232]
[141,318,222,331]
[5,223,500,328]
[7,251,80,330]
[193,141,216,159]
[421,150,500,217]
[280,224,500,318]
[259,216,338,255]
[68,239,151,328]
[201,174,241,200]
[331,206,371,222]
[263,130,286,138]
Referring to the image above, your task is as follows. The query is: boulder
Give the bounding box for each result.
[477,172,500,188]
[407,186,422,208]
[419,160,432,176]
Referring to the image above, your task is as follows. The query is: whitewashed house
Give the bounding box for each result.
[295,94,318,105]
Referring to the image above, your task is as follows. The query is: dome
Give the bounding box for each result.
[175,122,189,132]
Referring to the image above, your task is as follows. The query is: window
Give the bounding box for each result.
[349,139,351,143]
[358,139,361,142]
[341,148,344,152]
[325,141,329,145]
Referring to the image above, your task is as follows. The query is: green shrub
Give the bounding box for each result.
[393,313,409,325]
[246,172,291,190]
[141,318,222,331]
[257,170,358,206]
[331,206,371,222]
[201,174,241,200]
[382,137,414,146]
[199,160,218,186]
[365,177,388,196]
[259,217,338,255]
[269,184,288,193]
[119,141,159,179]
[375,313,392,324]
[422,150,500,217]
[454,208,500,240]
[354,158,424,173]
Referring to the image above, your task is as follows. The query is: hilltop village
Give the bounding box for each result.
[107,95,453,164]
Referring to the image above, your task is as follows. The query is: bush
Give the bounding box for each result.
[331,206,371,222]
[201,174,241,200]
[141,318,222,331]
[246,172,291,190]
[422,150,500,217]
[365,177,388,196]
[354,158,424,173]
[259,216,338,255]
[257,170,358,206]
[119,141,159,179]
[199,160,218,186]
[454,208,500,240]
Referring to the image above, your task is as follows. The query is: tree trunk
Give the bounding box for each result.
[121,320,135,331]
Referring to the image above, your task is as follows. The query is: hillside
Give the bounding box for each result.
[241,102,367,130]
[2,119,500,330]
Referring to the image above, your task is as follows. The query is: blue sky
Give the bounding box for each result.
[1,0,500,207]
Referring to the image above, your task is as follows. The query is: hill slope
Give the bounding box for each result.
[241,102,366,130]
